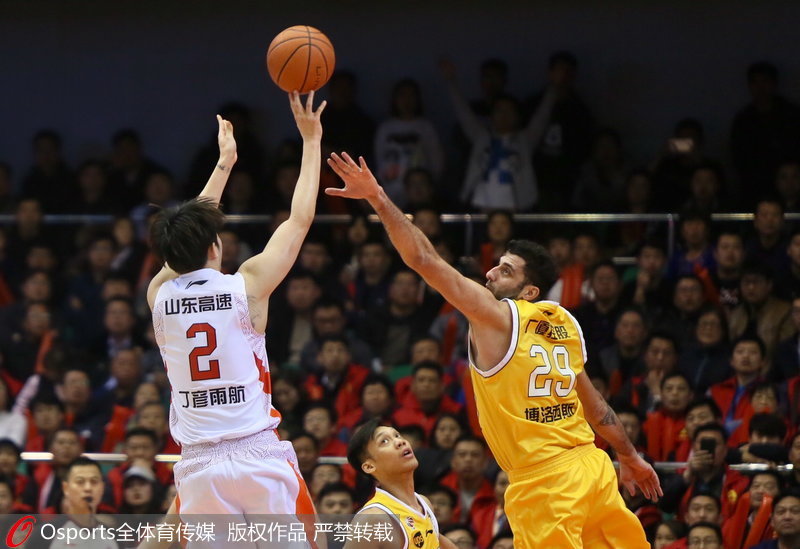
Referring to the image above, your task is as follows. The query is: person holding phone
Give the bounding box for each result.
[660,423,750,520]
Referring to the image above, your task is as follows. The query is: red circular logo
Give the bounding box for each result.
[6,515,36,548]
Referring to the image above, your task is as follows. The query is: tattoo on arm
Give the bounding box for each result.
[599,405,617,426]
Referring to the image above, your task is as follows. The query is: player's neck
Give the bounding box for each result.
[379,473,420,513]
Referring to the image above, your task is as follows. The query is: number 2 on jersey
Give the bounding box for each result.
[186,322,221,381]
[528,344,576,397]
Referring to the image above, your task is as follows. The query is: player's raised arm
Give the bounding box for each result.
[325,153,507,329]
[574,371,663,502]
[145,115,237,309]
[199,114,238,205]
[238,91,326,300]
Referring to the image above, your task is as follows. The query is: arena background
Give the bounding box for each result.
[2,0,799,193]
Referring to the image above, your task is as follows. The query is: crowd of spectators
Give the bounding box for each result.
[2,52,800,549]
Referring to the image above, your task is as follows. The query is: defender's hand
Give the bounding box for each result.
[325,152,381,201]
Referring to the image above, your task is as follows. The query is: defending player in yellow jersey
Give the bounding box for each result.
[345,418,458,549]
[326,152,662,549]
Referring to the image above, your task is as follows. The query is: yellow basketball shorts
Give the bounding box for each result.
[504,444,649,548]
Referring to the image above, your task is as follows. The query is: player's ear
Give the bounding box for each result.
[361,460,375,476]
[519,284,540,302]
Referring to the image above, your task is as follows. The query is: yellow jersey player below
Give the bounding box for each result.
[326,152,662,549]
[344,418,458,549]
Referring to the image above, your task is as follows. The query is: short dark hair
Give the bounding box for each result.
[0,439,21,459]
[687,397,722,419]
[317,481,354,502]
[125,427,159,446]
[318,335,350,350]
[748,413,786,440]
[646,331,680,354]
[732,335,766,358]
[422,484,458,508]
[505,239,558,298]
[693,422,728,443]
[412,360,443,379]
[305,401,337,425]
[290,431,320,451]
[453,434,488,451]
[635,238,667,257]
[612,403,643,424]
[313,297,345,314]
[660,372,692,391]
[149,197,225,274]
[755,195,784,215]
[347,417,382,472]
[397,424,426,444]
[773,489,800,512]
[657,519,688,540]
[687,522,722,543]
[751,470,783,491]
[361,375,394,401]
[688,490,720,511]
[65,456,102,479]
[590,260,619,279]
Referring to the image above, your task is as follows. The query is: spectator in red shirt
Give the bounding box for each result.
[618,332,680,417]
[723,471,780,549]
[105,427,173,508]
[644,372,693,461]
[134,401,179,454]
[393,361,462,438]
[709,336,766,446]
[23,426,85,512]
[671,397,723,462]
[303,402,347,457]
[471,470,510,549]
[749,490,800,549]
[440,436,495,525]
[653,519,687,549]
[118,465,163,514]
[663,491,723,549]
[659,423,749,520]
[25,394,65,452]
[304,336,370,422]
[416,413,468,487]
[339,375,395,437]
[0,439,29,509]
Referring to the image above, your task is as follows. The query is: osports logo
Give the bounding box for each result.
[6,515,36,548]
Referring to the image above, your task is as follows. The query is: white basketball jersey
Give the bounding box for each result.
[153,268,281,446]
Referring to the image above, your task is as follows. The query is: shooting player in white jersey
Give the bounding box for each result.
[146,91,326,521]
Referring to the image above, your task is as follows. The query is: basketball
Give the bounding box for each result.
[266,25,335,94]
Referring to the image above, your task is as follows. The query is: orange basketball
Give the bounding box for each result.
[266,25,335,94]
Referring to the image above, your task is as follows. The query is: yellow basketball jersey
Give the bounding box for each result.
[469,299,596,472]
[360,488,440,549]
